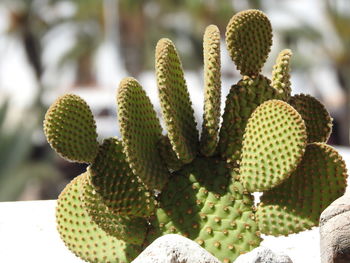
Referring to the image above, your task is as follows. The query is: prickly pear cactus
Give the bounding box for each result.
[44,9,348,263]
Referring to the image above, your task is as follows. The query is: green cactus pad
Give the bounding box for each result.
[156,38,199,163]
[225,9,272,76]
[117,77,169,190]
[272,49,292,100]
[256,143,347,236]
[240,100,307,192]
[289,94,332,143]
[43,94,99,163]
[218,75,278,164]
[158,135,184,171]
[80,172,148,245]
[89,137,156,217]
[200,25,221,157]
[153,157,261,263]
[56,174,141,262]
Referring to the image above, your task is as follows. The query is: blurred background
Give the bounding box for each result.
[0,0,349,201]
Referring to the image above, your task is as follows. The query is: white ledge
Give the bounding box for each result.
[0,199,321,263]
[0,200,83,263]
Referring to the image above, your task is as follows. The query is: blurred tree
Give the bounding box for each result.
[0,98,33,201]
[1,0,57,200]
[325,0,350,145]
[118,0,235,73]
[6,0,108,90]
[1,0,103,200]
[119,0,146,76]
[57,0,104,86]
[6,0,47,115]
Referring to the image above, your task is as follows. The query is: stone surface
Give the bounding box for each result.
[131,234,221,263]
[320,193,350,263]
[233,247,293,263]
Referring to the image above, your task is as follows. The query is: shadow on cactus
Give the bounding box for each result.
[44,9,348,263]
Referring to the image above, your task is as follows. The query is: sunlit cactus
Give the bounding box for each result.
[44,9,348,263]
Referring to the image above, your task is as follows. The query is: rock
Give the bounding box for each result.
[131,234,221,263]
[320,193,350,263]
[233,247,293,263]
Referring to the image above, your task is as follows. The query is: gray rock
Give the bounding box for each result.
[131,234,221,263]
[233,247,292,263]
[320,193,350,263]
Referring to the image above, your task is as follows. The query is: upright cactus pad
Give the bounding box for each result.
[200,25,221,157]
[117,77,169,190]
[44,94,99,163]
[272,49,293,100]
[45,9,348,263]
[226,9,272,76]
[240,100,307,192]
[156,38,199,163]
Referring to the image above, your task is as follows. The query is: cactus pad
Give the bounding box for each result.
[156,38,199,163]
[289,94,332,143]
[200,25,221,157]
[56,174,141,262]
[154,157,261,263]
[272,49,292,100]
[89,137,156,217]
[80,172,148,245]
[44,94,99,163]
[256,143,347,236]
[218,75,278,163]
[240,100,307,192]
[225,9,272,76]
[117,77,169,190]
[218,75,278,164]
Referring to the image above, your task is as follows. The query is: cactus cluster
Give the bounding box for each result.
[44,9,348,263]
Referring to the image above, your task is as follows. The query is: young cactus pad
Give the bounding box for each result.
[44,9,348,263]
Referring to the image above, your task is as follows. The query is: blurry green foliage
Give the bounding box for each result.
[325,0,350,87]
[325,0,350,145]
[0,99,32,201]
[142,0,235,70]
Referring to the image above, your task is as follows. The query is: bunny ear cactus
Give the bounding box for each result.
[44,9,348,263]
